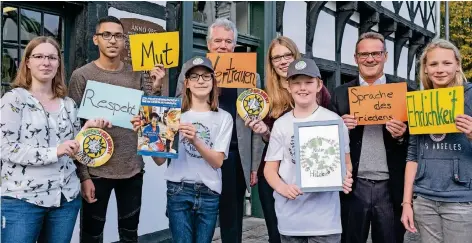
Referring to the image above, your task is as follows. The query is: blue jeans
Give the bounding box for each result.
[166,181,220,243]
[1,195,81,243]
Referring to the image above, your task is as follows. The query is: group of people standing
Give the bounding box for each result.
[1,15,471,243]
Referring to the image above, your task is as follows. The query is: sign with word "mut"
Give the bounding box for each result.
[406,86,464,134]
[77,81,143,129]
[129,31,179,71]
[348,82,408,125]
[207,53,257,88]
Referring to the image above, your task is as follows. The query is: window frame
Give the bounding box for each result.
[1,2,65,95]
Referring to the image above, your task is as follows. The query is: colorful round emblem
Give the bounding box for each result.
[75,128,114,167]
[236,88,270,121]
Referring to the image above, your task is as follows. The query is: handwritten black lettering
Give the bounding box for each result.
[374,101,392,110]
[141,42,173,67]
[82,89,137,116]
[213,56,256,86]
[353,112,393,122]
[350,88,394,106]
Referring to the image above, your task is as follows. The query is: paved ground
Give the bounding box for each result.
[212,217,422,243]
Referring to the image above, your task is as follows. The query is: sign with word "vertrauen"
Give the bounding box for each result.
[348,82,408,125]
[207,52,257,88]
[77,81,143,129]
[406,86,464,134]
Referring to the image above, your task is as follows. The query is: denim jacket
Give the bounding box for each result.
[1,88,81,207]
[406,83,472,202]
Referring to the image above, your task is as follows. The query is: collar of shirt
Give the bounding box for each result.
[359,74,386,86]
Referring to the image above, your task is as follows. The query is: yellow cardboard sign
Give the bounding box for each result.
[406,86,464,134]
[129,32,179,71]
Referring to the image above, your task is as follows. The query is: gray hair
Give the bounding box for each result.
[355,32,387,53]
[206,18,238,43]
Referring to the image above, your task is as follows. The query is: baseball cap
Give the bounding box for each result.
[286,57,321,80]
[184,56,214,76]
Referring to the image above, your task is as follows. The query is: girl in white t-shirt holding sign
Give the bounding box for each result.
[132,56,233,243]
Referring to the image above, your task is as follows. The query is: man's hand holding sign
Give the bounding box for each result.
[348,82,408,139]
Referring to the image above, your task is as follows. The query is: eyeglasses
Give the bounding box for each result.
[29,54,59,62]
[187,73,213,82]
[271,53,294,63]
[356,51,385,60]
[95,32,125,40]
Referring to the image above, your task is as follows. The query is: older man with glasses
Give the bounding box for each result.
[175,18,262,243]
[330,32,413,243]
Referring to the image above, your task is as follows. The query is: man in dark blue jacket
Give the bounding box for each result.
[331,32,412,243]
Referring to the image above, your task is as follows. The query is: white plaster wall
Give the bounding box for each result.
[325,1,336,12]
[283,1,307,54]
[382,1,395,12]
[398,46,409,79]
[371,24,379,32]
[427,3,436,32]
[341,24,358,66]
[399,2,410,21]
[410,54,417,81]
[385,40,395,75]
[71,6,169,243]
[350,11,360,24]
[147,1,166,7]
[414,2,424,27]
[313,10,336,61]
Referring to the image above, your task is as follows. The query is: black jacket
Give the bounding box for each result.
[331,77,413,218]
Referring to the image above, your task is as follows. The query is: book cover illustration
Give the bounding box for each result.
[137,96,181,159]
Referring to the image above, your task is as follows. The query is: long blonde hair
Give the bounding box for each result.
[265,36,301,118]
[419,38,468,90]
[12,36,67,98]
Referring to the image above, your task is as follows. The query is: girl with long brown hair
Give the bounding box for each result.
[132,56,233,242]
[1,36,109,243]
[246,36,332,243]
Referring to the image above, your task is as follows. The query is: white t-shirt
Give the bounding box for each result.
[164,109,233,193]
[265,106,350,236]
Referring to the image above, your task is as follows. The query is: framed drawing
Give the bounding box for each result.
[293,119,346,192]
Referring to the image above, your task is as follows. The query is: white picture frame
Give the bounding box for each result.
[293,119,346,192]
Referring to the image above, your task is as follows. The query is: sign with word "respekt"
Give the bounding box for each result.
[77,81,143,129]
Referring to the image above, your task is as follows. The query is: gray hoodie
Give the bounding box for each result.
[406,83,472,202]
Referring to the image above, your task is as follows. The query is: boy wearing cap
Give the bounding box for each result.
[264,58,353,243]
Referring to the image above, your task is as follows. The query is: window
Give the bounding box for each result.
[1,4,63,95]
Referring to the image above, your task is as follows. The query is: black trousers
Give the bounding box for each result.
[219,150,247,243]
[80,171,144,243]
[258,175,281,243]
[342,178,396,243]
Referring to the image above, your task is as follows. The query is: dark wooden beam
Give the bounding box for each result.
[305,1,327,57]
[393,24,412,77]
[379,14,397,38]
[275,1,285,34]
